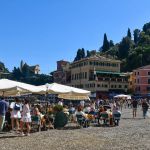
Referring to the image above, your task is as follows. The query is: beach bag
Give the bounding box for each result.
[14,103,20,111]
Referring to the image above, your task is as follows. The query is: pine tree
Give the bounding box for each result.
[109,40,114,47]
[127,28,132,39]
[101,33,110,52]
[86,50,91,57]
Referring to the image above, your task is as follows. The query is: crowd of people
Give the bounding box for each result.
[0,96,149,136]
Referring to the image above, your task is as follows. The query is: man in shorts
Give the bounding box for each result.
[132,99,138,118]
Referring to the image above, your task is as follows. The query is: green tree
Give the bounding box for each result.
[0,62,9,73]
[86,50,91,57]
[138,32,150,46]
[12,67,22,80]
[74,48,85,61]
[101,33,110,52]
[127,28,132,39]
[143,22,150,35]
[118,37,133,59]
[109,40,114,47]
[133,29,140,45]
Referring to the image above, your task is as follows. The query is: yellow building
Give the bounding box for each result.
[53,55,129,98]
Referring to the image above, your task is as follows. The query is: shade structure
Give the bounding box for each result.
[114,94,131,99]
[58,94,90,100]
[38,83,90,94]
[0,79,45,96]
[38,83,91,99]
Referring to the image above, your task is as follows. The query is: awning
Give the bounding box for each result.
[96,71,125,76]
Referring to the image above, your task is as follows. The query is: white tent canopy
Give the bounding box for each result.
[0,79,91,99]
[114,94,131,99]
[0,79,45,96]
[38,83,91,100]
[38,83,90,95]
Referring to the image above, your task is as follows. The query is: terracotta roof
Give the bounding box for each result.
[71,55,121,64]
[134,65,150,70]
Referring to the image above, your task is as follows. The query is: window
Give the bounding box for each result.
[135,72,136,75]
[124,85,128,88]
[75,74,77,80]
[136,86,140,91]
[71,74,74,80]
[137,72,139,75]
[85,72,87,79]
[148,79,150,84]
[147,86,150,91]
[119,85,122,88]
[137,79,139,83]
[148,72,150,75]
[97,84,101,87]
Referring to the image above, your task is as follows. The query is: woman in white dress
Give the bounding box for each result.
[10,98,22,131]
[20,99,31,136]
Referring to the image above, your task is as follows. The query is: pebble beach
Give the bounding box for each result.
[0,108,150,150]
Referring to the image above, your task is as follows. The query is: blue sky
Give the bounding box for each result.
[0,0,150,74]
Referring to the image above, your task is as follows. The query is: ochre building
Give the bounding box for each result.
[53,55,129,98]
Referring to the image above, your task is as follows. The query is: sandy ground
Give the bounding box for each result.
[0,108,150,150]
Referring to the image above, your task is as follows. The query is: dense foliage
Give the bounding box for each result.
[10,62,53,85]
[0,60,53,85]
[0,62,9,73]
[74,22,150,72]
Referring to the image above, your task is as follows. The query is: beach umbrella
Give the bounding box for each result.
[114,94,131,99]
[0,79,45,96]
[38,83,91,100]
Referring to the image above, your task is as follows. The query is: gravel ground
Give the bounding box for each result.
[0,108,150,150]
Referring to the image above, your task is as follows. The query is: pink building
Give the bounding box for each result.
[133,65,150,95]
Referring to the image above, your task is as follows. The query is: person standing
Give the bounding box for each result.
[10,97,22,131]
[80,100,85,108]
[20,99,31,136]
[0,97,9,131]
[131,99,138,118]
[142,99,149,119]
[58,99,63,106]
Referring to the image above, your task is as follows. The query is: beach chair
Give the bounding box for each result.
[100,113,109,126]
[76,114,89,128]
[113,113,121,126]
[31,115,41,132]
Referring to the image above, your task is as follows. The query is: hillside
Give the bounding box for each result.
[74,22,150,72]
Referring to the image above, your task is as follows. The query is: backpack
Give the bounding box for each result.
[14,103,20,111]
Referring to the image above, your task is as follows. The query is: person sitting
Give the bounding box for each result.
[42,114,54,130]
[63,105,69,116]
[100,107,109,126]
[97,106,104,125]
[88,107,95,115]
[113,107,121,126]
[69,105,75,114]
[83,104,91,114]
[31,107,42,132]
[75,106,89,128]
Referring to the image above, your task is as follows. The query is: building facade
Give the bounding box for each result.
[20,61,40,76]
[53,60,70,84]
[133,65,150,96]
[53,55,129,98]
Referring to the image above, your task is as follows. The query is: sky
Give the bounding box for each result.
[0,0,150,74]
